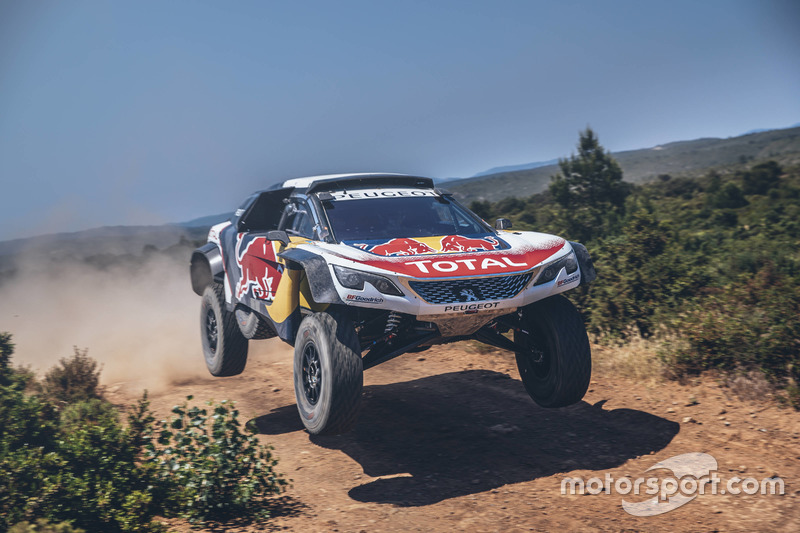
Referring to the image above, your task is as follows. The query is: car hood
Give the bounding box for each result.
[297,231,567,278]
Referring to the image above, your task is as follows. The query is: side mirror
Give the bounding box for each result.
[495,218,512,230]
[267,230,290,246]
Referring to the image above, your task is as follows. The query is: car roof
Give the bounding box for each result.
[266,173,435,194]
[281,173,414,189]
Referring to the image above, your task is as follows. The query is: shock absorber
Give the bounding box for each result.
[384,311,401,334]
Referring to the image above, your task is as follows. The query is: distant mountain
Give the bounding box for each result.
[471,158,559,178]
[0,225,207,266]
[448,126,800,202]
[174,212,233,228]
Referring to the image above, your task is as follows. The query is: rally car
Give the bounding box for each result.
[190,173,596,435]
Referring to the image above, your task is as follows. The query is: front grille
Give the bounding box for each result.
[409,272,533,305]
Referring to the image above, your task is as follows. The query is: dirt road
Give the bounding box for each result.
[111,339,800,532]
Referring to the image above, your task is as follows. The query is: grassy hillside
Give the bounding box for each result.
[449,126,800,202]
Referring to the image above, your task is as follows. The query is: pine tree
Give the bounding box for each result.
[548,128,630,241]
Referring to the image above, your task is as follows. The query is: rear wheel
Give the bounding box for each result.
[200,282,248,376]
[514,295,591,407]
[293,311,363,435]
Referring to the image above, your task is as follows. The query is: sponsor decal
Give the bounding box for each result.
[331,188,438,201]
[440,235,501,252]
[406,256,528,274]
[354,234,504,257]
[557,273,580,287]
[235,235,284,300]
[443,302,499,312]
[362,238,437,256]
[357,240,565,278]
[345,294,385,304]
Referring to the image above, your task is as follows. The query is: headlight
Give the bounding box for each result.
[332,265,403,296]
[533,251,578,286]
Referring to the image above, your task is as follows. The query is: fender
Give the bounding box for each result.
[278,247,343,305]
[190,243,224,296]
[568,241,597,285]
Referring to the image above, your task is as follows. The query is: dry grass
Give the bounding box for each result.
[590,327,675,383]
[724,370,777,403]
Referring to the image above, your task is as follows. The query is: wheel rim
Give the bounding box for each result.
[205,309,218,354]
[528,341,551,379]
[519,327,551,380]
[302,341,322,405]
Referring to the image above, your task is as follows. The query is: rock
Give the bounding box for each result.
[682,416,695,424]
[489,423,519,434]
[666,408,676,413]
[739,465,747,473]
[724,421,731,426]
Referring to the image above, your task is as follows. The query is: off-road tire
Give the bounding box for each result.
[514,294,591,408]
[235,306,277,340]
[200,282,248,376]
[293,311,363,435]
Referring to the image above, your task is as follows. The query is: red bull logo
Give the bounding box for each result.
[236,236,283,300]
[440,235,500,252]
[367,238,437,256]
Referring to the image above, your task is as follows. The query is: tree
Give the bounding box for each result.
[742,161,782,195]
[548,128,630,241]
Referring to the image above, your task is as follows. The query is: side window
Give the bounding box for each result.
[281,200,314,238]
[238,189,291,232]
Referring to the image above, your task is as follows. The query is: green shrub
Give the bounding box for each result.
[662,264,800,389]
[711,183,748,209]
[59,398,120,432]
[0,332,14,384]
[742,161,782,195]
[0,337,287,530]
[146,396,287,523]
[9,519,85,533]
[40,348,101,404]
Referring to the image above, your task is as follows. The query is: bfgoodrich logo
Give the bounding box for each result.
[560,452,784,517]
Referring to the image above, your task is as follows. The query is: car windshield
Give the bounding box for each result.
[321,194,490,242]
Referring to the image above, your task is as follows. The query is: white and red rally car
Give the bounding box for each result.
[190,173,596,434]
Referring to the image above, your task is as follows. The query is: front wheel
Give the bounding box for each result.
[293,311,363,435]
[200,283,248,376]
[514,295,591,408]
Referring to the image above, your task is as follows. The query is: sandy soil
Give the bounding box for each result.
[108,339,800,532]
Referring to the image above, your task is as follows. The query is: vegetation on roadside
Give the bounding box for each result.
[470,129,800,406]
[0,337,286,532]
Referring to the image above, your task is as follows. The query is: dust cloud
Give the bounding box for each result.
[0,247,210,393]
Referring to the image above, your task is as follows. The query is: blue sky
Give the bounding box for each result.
[1,0,798,240]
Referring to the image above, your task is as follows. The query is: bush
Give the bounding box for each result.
[663,264,800,393]
[742,161,782,195]
[711,183,748,209]
[0,332,14,384]
[146,396,287,523]
[0,336,287,530]
[9,519,86,533]
[40,348,101,404]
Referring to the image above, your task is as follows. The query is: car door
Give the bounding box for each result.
[231,190,293,306]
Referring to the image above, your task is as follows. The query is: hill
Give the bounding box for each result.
[0,224,208,271]
[448,126,800,202]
